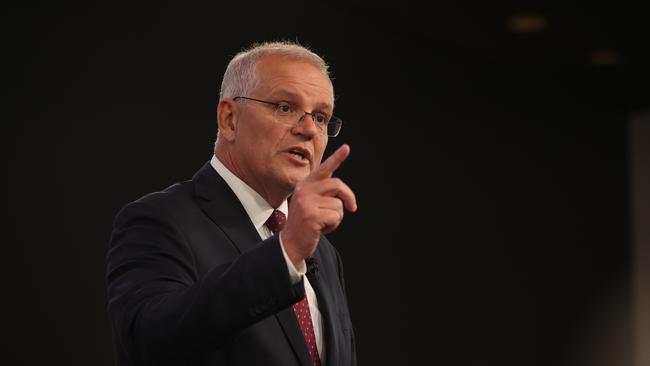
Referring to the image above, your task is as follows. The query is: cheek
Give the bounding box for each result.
[240,119,276,150]
[314,139,327,163]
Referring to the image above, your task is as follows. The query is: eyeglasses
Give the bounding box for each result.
[233,96,343,137]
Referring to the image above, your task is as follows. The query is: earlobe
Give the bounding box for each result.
[217,99,237,142]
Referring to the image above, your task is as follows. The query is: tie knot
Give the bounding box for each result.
[265,210,286,234]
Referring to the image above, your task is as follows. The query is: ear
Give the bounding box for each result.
[217,99,238,142]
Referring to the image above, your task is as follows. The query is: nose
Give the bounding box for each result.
[293,112,320,138]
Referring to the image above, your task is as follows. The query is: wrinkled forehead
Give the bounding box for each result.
[253,54,334,106]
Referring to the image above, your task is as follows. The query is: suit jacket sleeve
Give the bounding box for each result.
[106,199,304,365]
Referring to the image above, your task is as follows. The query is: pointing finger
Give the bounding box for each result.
[308,144,350,181]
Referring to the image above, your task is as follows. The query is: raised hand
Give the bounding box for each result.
[281,144,357,266]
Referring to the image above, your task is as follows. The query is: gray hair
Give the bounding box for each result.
[219,41,332,100]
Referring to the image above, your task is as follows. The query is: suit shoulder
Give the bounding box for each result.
[115,180,194,221]
[136,180,193,206]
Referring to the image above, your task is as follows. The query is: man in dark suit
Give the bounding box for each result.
[106,41,357,365]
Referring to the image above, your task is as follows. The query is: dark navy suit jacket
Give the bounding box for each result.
[106,162,356,365]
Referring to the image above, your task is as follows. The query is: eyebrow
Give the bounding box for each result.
[271,90,333,113]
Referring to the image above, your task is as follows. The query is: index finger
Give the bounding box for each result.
[308,144,350,181]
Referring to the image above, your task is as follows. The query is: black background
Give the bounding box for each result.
[5,1,649,365]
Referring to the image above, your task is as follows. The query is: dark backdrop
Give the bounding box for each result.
[5,1,648,365]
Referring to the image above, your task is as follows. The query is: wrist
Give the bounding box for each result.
[279,232,306,281]
[279,232,306,269]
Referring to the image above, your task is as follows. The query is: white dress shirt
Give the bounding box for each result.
[210,155,325,361]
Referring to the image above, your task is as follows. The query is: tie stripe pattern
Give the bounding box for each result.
[265,210,321,366]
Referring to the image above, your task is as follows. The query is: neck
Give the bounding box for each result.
[214,147,289,209]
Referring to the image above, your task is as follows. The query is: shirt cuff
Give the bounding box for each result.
[279,233,306,284]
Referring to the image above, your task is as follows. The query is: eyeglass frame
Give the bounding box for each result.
[233,96,343,137]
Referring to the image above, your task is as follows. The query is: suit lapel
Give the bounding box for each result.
[192,162,312,365]
[276,306,313,366]
[309,240,339,365]
[193,162,261,254]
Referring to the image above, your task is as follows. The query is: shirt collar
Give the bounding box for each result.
[210,155,288,232]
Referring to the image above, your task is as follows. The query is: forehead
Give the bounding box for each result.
[254,55,334,108]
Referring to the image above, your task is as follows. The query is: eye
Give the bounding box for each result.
[276,102,292,114]
[313,113,328,125]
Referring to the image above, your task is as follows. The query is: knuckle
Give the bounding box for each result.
[293,182,311,197]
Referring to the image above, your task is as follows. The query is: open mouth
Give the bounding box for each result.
[287,147,310,162]
[289,149,306,160]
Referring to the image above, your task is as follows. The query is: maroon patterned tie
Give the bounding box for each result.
[265,210,321,366]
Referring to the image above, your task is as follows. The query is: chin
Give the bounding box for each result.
[284,172,308,190]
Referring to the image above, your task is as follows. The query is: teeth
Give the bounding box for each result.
[290,150,304,159]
